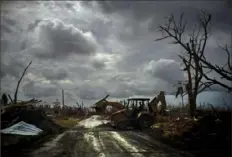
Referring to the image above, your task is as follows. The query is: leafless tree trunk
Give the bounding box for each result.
[14,61,32,104]
[155,11,212,117]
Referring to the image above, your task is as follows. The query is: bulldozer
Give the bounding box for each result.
[110,91,167,129]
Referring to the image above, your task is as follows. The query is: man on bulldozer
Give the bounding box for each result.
[110,91,167,130]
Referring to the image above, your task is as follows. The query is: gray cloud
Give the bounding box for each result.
[77,84,108,100]
[27,19,42,32]
[1,57,27,78]
[0,14,17,34]
[91,59,106,69]
[108,83,134,98]
[28,18,98,59]
[1,1,230,106]
[23,81,58,98]
[95,1,231,40]
[144,59,184,83]
[42,68,68,80]
[129,78,172,96]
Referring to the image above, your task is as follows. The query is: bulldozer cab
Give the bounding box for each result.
[124,98,150,117]
[126,98,150,109]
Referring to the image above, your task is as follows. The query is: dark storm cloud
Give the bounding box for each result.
[1,10,24,35]
[109,87,133,98]
[1,1,231,104]
[0,14,18,35]
[102,1,230,79]
[55,1,76,12]
[23,81,58,98]
[87,19,113,44]
[1,39,8,53]
[144,59,185,83]
[28,18,98,59]
[100,71,178,97]
[96,1,228,19]
[0,67,6,79]
[42,68,68,80]
[1,23,13,33]
[77,84,108,100]
[129,78,172,96]
[27,19,42,31]
[95,1,231,36]
[91,59,106,69]
[1,57,26,78]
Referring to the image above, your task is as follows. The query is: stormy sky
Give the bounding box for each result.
[1,1,231,106]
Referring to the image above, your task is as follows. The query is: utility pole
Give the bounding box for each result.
[62,89,64,109]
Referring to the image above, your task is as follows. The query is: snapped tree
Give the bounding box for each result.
[155,11,213,117]
[14,61,32,104]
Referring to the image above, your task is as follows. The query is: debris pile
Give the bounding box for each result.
[1,98,65,157]
[90,95,125,115]
[150,107,231,157]
[1,99,64,135]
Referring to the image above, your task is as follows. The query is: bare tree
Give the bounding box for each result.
[197,44,232,92]
[155,11,212,117]
[14,61,32,103]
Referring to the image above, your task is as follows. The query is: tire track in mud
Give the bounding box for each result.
[97,131,135,157]
[31,116,193,157]
[82,131,133,157]
[84,130,179,157]
[116,131,190,157]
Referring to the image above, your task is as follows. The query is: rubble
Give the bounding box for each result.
[1,99,64,134]
[150,105,231,157]
[1,98,65,157]
[91,94,124,114]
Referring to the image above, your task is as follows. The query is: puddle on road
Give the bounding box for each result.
[84,132,102,152]
[78,116,109,128]
[84,131,107,157]
[110,132,146,157]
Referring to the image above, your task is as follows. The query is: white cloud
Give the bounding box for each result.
[27,18,98,59]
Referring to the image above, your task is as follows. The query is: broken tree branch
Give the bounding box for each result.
[8,94,13,104]
[14,61,32,104]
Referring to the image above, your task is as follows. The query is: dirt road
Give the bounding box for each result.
[31,115,193,157]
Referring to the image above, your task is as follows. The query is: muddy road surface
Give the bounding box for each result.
[31,115,193,157]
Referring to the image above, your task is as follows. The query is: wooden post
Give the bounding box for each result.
[62,89,64,108]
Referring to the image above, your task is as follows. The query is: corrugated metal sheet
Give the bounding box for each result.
[1,121,43,135]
